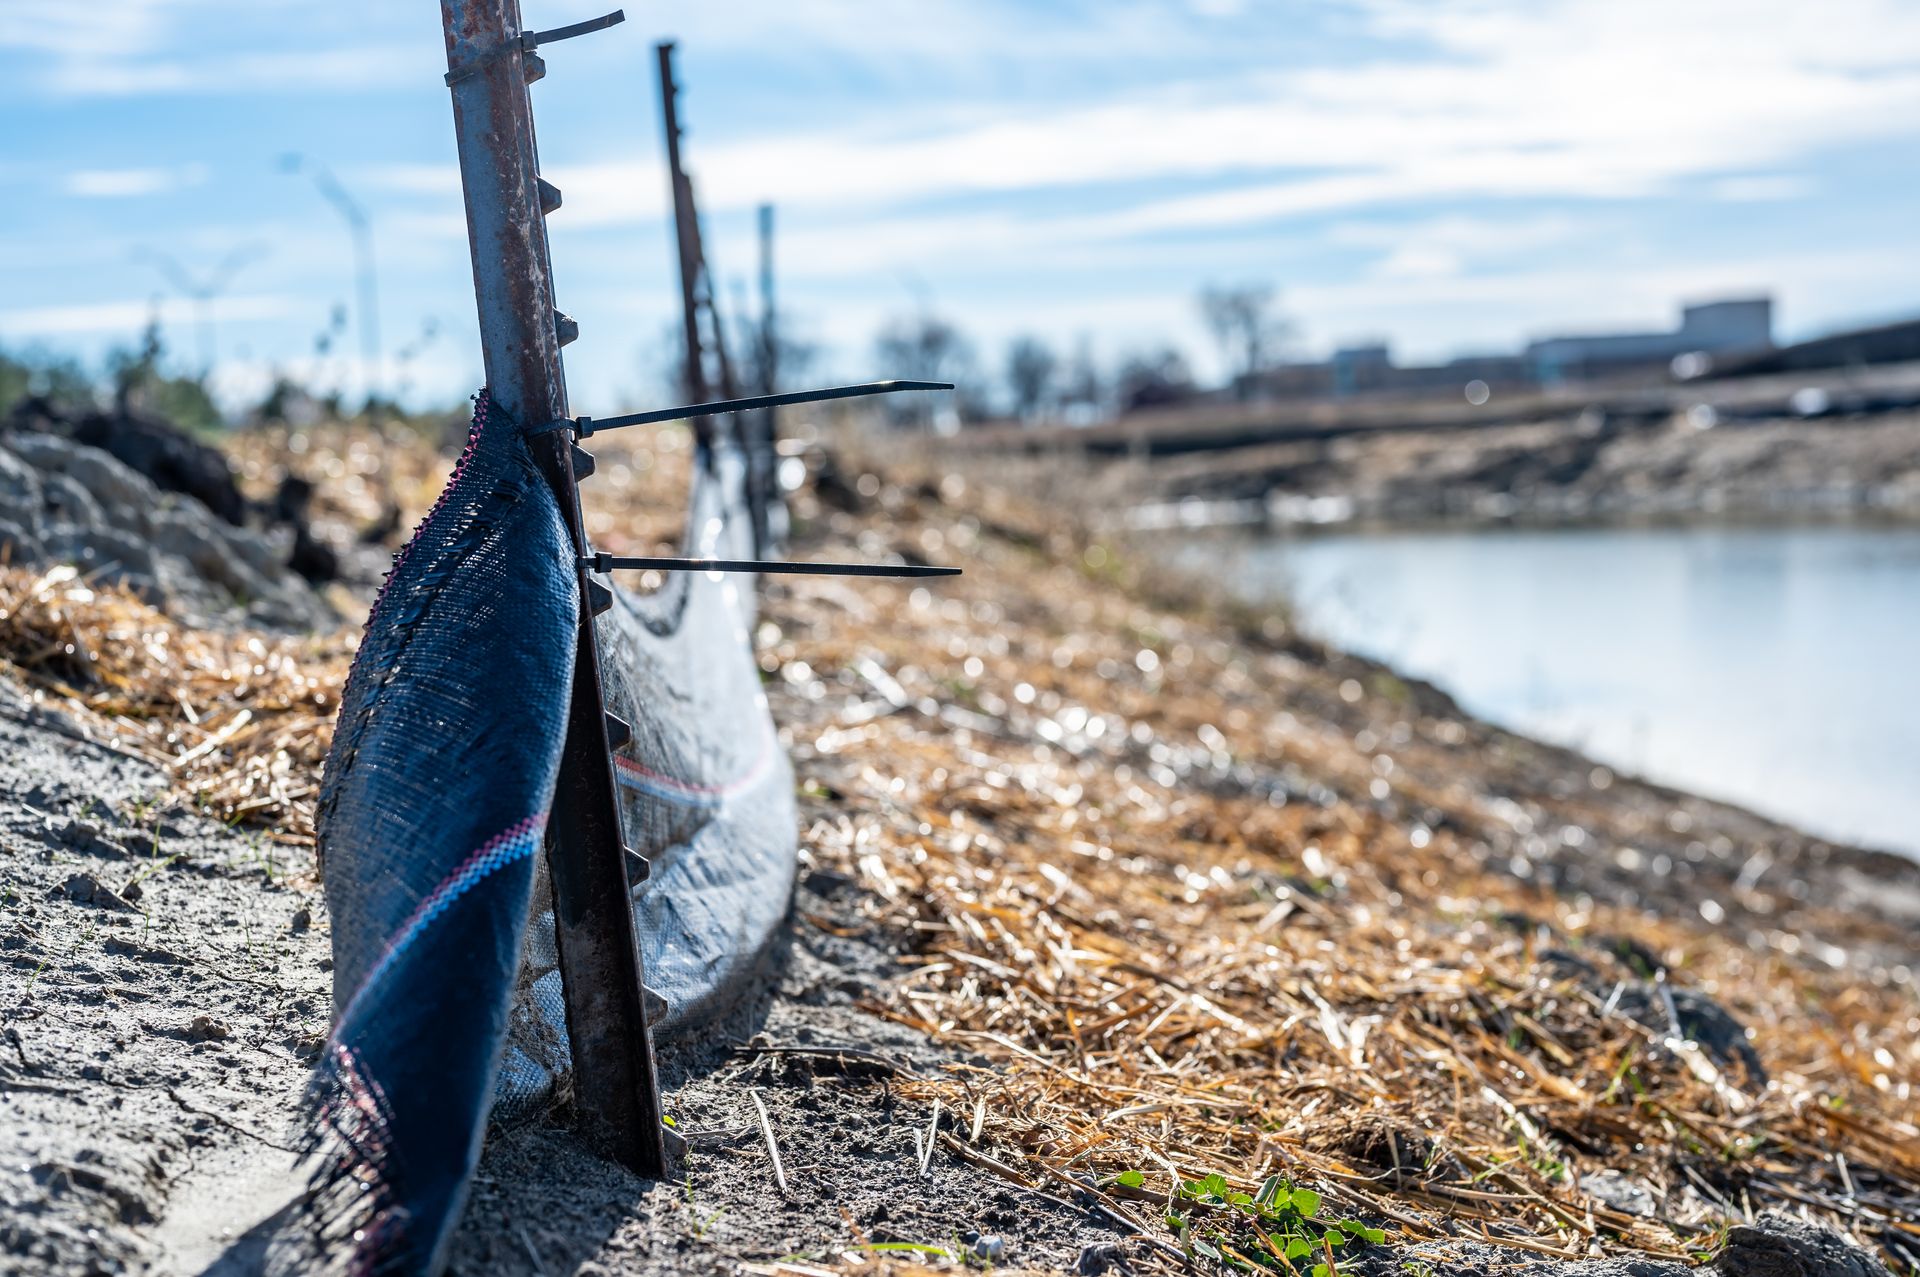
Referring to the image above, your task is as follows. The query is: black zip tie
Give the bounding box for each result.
[445,8,626,85]
[525,10,626,48]
[576,380,952,438]
[582,553,959,579]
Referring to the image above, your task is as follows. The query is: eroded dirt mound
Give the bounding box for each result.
[0,431,331,630]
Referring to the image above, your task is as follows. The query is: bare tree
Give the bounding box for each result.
[1058,334,1106,424]
[874,313,977,429]
[732,307,819,400]
[1004,335,1057,423]
[1115,346,1197,414]
[1198,283,1292,400]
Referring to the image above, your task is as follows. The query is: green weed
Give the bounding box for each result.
[1152,1169,1387,1276]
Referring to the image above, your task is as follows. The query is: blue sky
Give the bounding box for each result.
[5,0,1920,412]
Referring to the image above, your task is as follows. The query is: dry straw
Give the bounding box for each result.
[761,462,1919,1271]
[0,563,347,839]
[3,429,1914,1271]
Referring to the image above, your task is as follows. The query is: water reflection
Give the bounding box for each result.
[1178,524,1920,858]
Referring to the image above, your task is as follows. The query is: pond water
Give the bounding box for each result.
[1176,523,1920,858]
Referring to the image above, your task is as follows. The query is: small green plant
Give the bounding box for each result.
[682,1174,723,1239]
[1159,1171,1386,1275]
[1513,1136,1568,1184]
[124,850,185,897]
[853,1242,957,1260]
[1689,1222,1734,1264]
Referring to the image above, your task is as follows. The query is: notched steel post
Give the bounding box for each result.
[438,0,667,1179]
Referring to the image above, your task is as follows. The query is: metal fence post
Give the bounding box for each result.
[437,0,667,1178]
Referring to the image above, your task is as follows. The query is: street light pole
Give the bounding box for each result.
[282,154,382,406]
[130,243,266,378]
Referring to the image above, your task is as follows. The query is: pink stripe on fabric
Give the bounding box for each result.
[332,812,544,1031]
[612,723,775,803]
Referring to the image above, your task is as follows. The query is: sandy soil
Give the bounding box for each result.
[0,686,1134,1277]
[0,681,326,1276]
[4,454,1915,1276]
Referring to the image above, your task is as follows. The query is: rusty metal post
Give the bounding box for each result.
[656,41,711,450]
[748,202,779,556]
[758,204,777,398]
[438,0,667,1178]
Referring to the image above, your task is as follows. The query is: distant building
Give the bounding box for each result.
[1325,344,1531,396]
[1330,343,1392,396]
[1691,313,1920,379]
[1525,297,1772,385]
[1230,293,1777,410]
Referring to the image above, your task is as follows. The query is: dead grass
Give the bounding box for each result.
[0,563,349,837]
[764,463,1920,1272]
[0,417,700,840]
[2,423,1914,1271]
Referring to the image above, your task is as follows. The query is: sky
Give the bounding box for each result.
[5,0,1920,413]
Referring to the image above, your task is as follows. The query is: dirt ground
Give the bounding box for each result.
[3,440,1917,1276]
[9,678,1905,1277]
[0,689,1134,1277]
[0,681,327,1277]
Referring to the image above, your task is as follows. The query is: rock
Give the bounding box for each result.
[1076,1242,1126,1274]
[55,872,135,911]
[290,907,312,932]
[6,397,247,527]
[38,471,103,529]
[43,522,162,592]
[59,450,161,537]
[0,450,44,534]
[0,517,45,565]
[971,1235,1006,1263]
[0,431,334,631]
[185,1015,231,1043]
[289,521,339,584]
[1611,982,1767,1085]
[56,819,130,859]
[1580,1170,1657,1217]
[1539,947,1602,981]
[1712,1213,1893,1277]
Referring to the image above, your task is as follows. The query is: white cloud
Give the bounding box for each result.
[1709,175,1814,203]
[2,0,427,95]
[0,293,293,338]
[42,44,429,96]
[64,163,208,198]
[8,0,1218,99]
[1327,213,1585,280]
[354,0,1920,253]
[1,0,175,60]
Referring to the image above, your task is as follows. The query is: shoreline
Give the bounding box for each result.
[929,383,1920,543]
[3,432,1916,1274]
[1147,519,1920,864]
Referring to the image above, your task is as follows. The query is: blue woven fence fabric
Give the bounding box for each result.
[499,442,797,1111]
[310,403,797,1274]
[308,393,577,1274]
